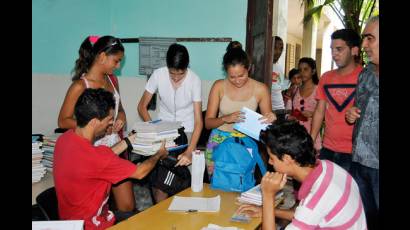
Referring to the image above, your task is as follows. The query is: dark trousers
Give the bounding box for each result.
[318,147,352,172]
[350,162,379,230]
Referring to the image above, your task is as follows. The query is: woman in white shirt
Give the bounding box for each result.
[137,43,203,202]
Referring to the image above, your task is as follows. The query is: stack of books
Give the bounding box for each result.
[131,120,183,156]
[41,133,61,172]
[237,184,284,206]
[32,136,46,183]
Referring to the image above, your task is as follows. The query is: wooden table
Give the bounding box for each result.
[108,183,261,230]
[32,171,54,205]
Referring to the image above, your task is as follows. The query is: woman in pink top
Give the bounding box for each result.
[286,57,322,151]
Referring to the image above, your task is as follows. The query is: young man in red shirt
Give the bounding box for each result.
[53,88,168,229]
[310,29,363,172]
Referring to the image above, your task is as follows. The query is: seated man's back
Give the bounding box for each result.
[54,129,136,229]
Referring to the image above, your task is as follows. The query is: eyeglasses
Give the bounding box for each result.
[300,99,305,111]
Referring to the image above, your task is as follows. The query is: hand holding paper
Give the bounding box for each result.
[232,107,269,140]
[222,111,245,124]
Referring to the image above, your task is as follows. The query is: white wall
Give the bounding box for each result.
[272,0,288,72]
[287,33,302,47]
[32,74,216,135]
[319,6,345,75]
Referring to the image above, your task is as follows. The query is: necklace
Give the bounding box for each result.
[86,74,108,89]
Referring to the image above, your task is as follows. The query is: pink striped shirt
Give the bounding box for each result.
[286,160,367,230]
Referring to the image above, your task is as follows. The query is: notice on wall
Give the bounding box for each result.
[139,37,177,76]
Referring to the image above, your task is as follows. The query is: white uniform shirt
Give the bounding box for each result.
[145,67,202,132]
[271,63,285,110]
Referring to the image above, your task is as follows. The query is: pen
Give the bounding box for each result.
[150,119,162,124]
[186,209,198,213]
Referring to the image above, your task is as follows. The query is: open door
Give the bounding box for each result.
[246,0,273,88]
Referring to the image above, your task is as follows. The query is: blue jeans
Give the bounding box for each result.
[350,162,379,230]
[319,147,352,172]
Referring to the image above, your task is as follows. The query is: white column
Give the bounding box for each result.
[272,0,288,73]
[320,22,334,75]
[301,4,318,58]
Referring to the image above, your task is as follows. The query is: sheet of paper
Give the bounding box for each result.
[168,195,221,212]
[201,223,241,230]
[232,107,269,140]
[32,220,84,230]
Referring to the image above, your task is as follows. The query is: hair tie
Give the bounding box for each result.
[89,36,100,45]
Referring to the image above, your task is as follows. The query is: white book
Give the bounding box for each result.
[233,107,269,141]
[136,131,179,140]
[133,120,181,133]
[239,184,283,206]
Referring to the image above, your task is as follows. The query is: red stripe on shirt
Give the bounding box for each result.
[298,160,323,201]
[325,174,353,222]
[306,160,334,210]
[319,198,364,230]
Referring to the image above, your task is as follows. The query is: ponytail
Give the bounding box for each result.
[72,37,95,81]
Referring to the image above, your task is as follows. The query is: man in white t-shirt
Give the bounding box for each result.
[238,120,367,230]
[137,43,203,202]
[271,36,285,112]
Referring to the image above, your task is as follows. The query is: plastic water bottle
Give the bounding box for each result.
[191,150,205,192]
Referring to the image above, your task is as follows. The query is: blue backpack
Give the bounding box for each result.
[210,137,267,192]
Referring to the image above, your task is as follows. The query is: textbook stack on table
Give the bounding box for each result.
[32,136,46,183]
[237,184,284,206]
[41,133,61,172]
[131,120,183,156]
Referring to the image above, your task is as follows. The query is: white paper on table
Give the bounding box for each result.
[201,223,242,230]
[168,195,220,212]
[32,220,84,230]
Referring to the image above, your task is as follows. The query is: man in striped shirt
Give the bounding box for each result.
[258,120,367,229]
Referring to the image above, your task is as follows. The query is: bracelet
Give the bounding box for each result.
[124,137,133,152]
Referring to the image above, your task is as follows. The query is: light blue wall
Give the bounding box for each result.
[32,0,247,80]
[32,0,110,75]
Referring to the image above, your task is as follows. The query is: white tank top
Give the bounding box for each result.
[81,74,121,147]
[81,75,120,122]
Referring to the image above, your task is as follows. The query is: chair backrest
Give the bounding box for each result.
[36,187,59,220]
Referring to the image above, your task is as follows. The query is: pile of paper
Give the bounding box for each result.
[237,184,283,206]
[232,107,269,141]
[32,136,46,183]
[41,133,61,172]
[131,120,182,156]
[32,220,84,230]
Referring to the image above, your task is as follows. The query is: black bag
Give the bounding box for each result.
[149,127,191,196]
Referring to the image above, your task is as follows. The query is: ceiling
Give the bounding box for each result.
[287,0,305,39]
[287,0,331,48]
